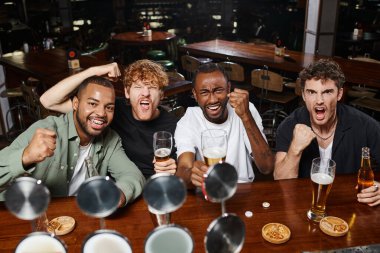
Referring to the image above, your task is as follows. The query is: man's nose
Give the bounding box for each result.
[95,106,106,116]
[142,86,150,96]
[208,92,218,103]
[316,93,324,103]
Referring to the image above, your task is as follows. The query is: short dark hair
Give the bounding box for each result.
[76,76,114,97]
[299,58,345,89]
[192,63,229,87]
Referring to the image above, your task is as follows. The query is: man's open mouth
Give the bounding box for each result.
[315,107,326,120]
[89,117,107,130]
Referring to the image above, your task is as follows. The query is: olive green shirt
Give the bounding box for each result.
[0,111,145,203]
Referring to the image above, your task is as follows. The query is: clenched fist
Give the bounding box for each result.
[22,128,57,168]
[289,124,316,155]
[228,88,250,120]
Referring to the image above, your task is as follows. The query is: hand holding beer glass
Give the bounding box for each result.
[307,158,336,222]
[201,129,227,200]
[153,131,173,163]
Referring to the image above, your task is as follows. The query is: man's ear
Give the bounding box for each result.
[301,88,306,102]
[337,88,344,101]
[192,88,197,102]
[124,87,130,99]
[73,96,79,111]
[227,81,231,93]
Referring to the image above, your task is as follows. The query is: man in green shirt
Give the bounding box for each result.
[0,76,145,207]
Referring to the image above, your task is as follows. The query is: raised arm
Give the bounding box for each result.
[228,88,274,174]
[274,124,316,179]
[40,63,120,113]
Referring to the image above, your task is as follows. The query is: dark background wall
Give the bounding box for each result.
[0,0,380,58]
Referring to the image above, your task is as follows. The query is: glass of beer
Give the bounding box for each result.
[153,131,173,163]
[307,157,336,223]
[201,129,227,167]
[201,129,227,200]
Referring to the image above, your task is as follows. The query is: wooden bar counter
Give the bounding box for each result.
[179,39,380,89]
[0,173,379,252]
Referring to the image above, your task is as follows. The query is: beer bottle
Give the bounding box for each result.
[357,147,374,192]
[275,37,285,56]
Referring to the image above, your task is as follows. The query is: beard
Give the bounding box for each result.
[75,111,107,140]
[201,97,229,124]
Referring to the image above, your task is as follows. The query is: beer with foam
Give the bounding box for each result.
[309,173,333,219]
[154,148,171,162]
[307,158,336,222]
[203,147,226,167]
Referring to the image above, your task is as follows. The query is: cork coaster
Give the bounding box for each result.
[319,216,348,237]
[48,216,76,236]
[262,223,291,244]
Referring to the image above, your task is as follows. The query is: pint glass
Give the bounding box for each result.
[201,129,227,200]
[153,131,173,162]
[307,158,336,222]
[201,129,227,166]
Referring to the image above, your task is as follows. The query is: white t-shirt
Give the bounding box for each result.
[319,142,333,161]
[68,142,92,196]
[175,102,266,182]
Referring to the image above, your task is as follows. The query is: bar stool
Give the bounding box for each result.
[218,61,253,92]
[0,86,28,140]
[350,96,380,118]
[180,55,212,80]
[251,66,298,113]
[155,59,176,71]
[147,50,166,61]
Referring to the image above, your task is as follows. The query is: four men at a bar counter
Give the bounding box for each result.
[0,58,379,207]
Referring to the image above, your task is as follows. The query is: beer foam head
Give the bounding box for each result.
[311,173,334,185]
[154,148,171,157]
[145,227,193,253]
[83,233,132,253]
[203,147,226,159]
[16,234,66,253]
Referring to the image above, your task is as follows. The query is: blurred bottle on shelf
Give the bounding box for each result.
[353,22,363,37]
[275,37,285,56]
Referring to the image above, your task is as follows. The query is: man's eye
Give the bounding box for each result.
[89,102,97,107]
[106,106,114,112]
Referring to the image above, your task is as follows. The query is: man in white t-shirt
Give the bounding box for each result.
[175,63,274,188]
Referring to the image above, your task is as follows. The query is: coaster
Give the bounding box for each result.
[48,216,76,236]
[262,223,291,244]
[319,216,349,237]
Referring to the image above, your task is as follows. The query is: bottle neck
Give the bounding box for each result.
[361,156,371,168]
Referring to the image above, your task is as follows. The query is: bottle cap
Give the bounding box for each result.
[245,211,253,218]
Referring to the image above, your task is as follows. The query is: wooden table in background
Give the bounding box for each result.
[0,48,191,97]
[1,173,379,252]
[112,31,176,46]
[179,39,380,89]
[111,31,177,61]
